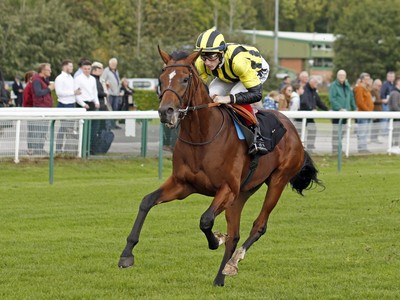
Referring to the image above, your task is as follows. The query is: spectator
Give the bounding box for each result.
[380,71,395,134]
[22,70,36,155]
[91,61,112,130]
[74,60,99,110]
[289,83,303,111]
[23,71,35,107]
[279,84,292,111]
[74,60,100,151]
[388,77,400,154]
[329,69,356,154]
[91,62,108,111]
[55,59,80,108]
[90,61,115,154]
[194,28,270,155]
[278,75,292,91]
[31,63,55,154]
[263,91,279,110]
[120,78,134,111]
[12,75,24,107]
[0,68,9,107]
[353,72,374,153]
[32,63,54,107]
[370,79,383,143]
[1,82,9,107]
[299,76,329,151]
[55,59,81,152]
[297,71,309,88]
[102,57,121,129]
[380,71,395,108]
[74,57,90,78]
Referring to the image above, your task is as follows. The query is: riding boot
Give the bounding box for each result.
[248,124,269,156]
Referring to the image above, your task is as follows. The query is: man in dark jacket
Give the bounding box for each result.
[90,62,114,154]
[388,77,400,153]
[0,69,10,107]
[12,75,24,107]
[300,76,329,150]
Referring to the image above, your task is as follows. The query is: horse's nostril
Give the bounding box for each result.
[166,107,174,116]
[158,106,176,124]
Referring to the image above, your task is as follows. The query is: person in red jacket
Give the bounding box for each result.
[31,63,55,155]
[23,71,35,107]
[353,72,374,153]
[23,70,36,154]
[32,63,54,107]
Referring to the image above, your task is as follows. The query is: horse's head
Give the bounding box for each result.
[157,47,204,128]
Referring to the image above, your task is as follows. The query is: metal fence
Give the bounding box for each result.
[1,109,400,163]
[0,119,80,158]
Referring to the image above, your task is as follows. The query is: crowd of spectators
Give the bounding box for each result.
[1,62,400,155]
[260,69,399,154]
[0,58,134,154]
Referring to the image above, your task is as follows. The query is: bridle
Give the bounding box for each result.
[158,62,225,146]
[158,63,219,120]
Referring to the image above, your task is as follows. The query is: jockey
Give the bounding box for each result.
[194,28,270,155]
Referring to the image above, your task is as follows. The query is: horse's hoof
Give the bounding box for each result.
[222,262,238,276]
[118,255,134,268]
[214,232,228,246]
[213,280,225,287]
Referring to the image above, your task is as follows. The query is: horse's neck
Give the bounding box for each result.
[181,95,224,140]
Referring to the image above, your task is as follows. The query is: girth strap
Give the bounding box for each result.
[240,155,260,190]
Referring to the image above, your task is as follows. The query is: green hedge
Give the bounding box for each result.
[134,90,159,110]
[319,93,331,110]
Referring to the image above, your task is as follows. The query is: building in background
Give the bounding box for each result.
[241,30,335,85]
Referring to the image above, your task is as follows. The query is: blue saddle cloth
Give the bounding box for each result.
[234,120,246,140]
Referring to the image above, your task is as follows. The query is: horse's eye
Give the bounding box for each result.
[183,77,190,84]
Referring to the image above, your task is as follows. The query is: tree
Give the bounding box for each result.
[278,0,329,32]
[0,0,97,78]
[333,0,400,82]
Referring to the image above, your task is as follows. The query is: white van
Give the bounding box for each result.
[127,78,158,91]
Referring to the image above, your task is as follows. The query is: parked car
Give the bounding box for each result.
[127,78,158,92]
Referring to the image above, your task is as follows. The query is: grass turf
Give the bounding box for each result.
[0,156,399,299]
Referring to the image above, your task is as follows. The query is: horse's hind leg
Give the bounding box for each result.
[118,176,190,268]
[223,176,289,276]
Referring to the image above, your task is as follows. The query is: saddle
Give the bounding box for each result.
[225,105,287,153]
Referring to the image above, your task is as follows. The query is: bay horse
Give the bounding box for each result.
[118,47,322,286]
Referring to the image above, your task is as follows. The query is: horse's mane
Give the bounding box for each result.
[170,50,190,61]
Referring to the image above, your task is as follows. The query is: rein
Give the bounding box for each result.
[159,63,225,146]
[177,107,226,146]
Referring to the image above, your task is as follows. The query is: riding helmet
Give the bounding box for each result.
[195,28,226,53]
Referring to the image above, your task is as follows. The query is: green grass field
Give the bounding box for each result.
[1,156,399,299]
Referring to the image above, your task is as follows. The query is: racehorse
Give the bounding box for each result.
[118,47,323,286]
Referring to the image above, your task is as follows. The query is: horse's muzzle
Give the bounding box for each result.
[158,105,178,127]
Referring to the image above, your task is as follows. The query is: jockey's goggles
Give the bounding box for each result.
[200,53,220,62]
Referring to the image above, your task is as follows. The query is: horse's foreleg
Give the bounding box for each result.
[199,184,236,251]
[213,197,247,287]
[223,177,288,276]
[118,177,190,268]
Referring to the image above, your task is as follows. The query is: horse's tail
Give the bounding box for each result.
[290,150,324,196]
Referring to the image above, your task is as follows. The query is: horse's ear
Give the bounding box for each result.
[187,50,201,65]
[158,46,171,64]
